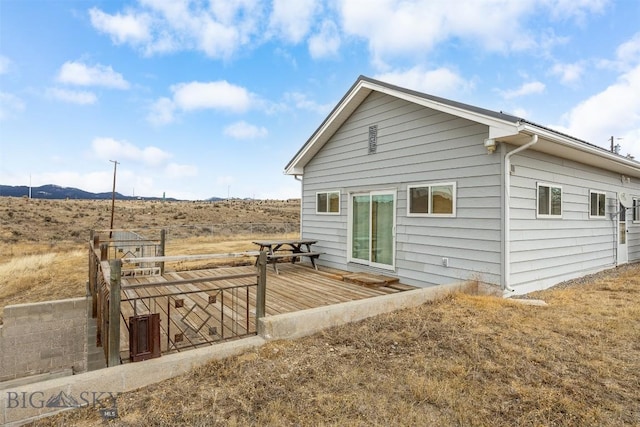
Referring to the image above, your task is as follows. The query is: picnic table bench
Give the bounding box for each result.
[252,239,322,274]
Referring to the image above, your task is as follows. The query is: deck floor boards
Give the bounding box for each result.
[118,262,413,358]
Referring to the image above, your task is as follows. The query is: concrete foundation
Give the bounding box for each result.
[258,281,475,340]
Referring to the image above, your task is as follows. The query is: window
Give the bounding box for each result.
[316,191,340,214]
[589,191,606,218]
[537,183,562,217]
[634,197,640,223]
[407,182,456,217]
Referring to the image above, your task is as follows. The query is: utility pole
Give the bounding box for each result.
[610,136,623,154]
[109,160,119,239]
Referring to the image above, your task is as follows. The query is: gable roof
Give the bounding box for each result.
[285,75,640,179]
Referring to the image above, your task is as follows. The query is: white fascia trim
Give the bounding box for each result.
[285,82,373,175]
[518,123,640,172]
[286,80,521,175]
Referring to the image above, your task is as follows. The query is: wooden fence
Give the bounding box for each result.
[88,230,267,366]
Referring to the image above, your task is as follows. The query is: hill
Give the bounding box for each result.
[0,184,182,201]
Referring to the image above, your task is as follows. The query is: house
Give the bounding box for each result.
[284,76,640,295]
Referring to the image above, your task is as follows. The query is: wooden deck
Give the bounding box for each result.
[117,262,414,359]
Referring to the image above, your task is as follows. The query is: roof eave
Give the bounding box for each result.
[518,123,640,178]
[284,76,520,175]
[284,78,373,175]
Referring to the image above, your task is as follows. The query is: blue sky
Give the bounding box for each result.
[1,0,639,200]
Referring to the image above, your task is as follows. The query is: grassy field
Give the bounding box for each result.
[31,263,640,426]
[0,197,299,321]
[3,196,640,425]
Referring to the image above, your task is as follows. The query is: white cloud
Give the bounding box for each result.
[512,108,530,118]
[89,8,151,45]
[171,81,253,112]
[224,121,268,139]
[47,88,97,105]
[0,92,25,120]
[620,128,640,160]
[57,61,130,89]
[0,55,11,74]
[551,62,584,85]
[91,137,172,166]
[284,92,333,114]
[339,0,533,65]
[308,20,341,59]
[544,0,608,22]
[269,0,318,43]
[616,32,640,67]
[338,0,607,67]
[147,97,176,125]
[554,64,640,159]
[147,80,256,125]
[89,1,263,59]
[374,66,474,97]
[599,32,640,72]
[499,81,546,99]
[165,162,198,178]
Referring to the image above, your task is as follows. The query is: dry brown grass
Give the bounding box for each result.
[4,196,640,425]
[0,197,299,244]
[0,197,299,322]
[32,263,640,427]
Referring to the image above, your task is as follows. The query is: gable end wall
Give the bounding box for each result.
[301,92,503,288]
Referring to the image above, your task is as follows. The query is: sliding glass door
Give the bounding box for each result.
[349,191,396,269]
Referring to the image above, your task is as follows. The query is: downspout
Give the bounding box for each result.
[294,175,303,238]
[504,134,538,294]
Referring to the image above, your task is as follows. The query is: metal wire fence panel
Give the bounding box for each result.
[120,278,258,357]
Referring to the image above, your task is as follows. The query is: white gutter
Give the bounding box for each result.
[294,175,303,238]
[504,134,538,294]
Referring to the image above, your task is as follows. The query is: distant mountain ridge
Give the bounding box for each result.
[0,184,197,201]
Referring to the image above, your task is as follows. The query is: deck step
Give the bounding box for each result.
[386,283,418,291]
[343,273,400,288]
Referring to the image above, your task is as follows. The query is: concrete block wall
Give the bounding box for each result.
[0,298,88,382]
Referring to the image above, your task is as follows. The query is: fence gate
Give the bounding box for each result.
[129,313,161,362]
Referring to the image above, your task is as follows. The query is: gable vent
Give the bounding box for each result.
[368,125,378,154]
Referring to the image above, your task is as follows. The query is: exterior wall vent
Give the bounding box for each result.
[368,125,378,154]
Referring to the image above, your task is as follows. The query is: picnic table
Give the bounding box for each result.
[252,239,321,274]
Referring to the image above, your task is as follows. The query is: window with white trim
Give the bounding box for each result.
[634,197,640,223]
[537,183,562,217]
[589,191,606,218]
[407,182,456,217]
[316,191,340,214]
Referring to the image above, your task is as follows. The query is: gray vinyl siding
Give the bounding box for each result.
[508,148,640,293]
[300,92,503,288]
